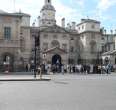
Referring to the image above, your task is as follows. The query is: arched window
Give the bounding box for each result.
[90,40,97,53]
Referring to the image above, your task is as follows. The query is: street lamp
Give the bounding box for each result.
[32,32,40,78]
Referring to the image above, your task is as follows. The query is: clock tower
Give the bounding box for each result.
[39,0,56,27]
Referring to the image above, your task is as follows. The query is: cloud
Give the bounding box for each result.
[69,0,85,7]
[74,0,85,7]
[53,0,84,26]
[97,0,116,12]
[0,0,115,30]
[91,0,116,22]
[0,0,14,12]
[93,0,116,31]
[0,0,84,26]
[53,0,77,25]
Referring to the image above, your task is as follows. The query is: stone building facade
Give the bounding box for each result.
[0,10,31,71]
[101,29,116,65]
[0,0,112,72]
[37,0,102,66]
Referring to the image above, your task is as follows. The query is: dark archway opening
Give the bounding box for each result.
[1,53,14,72]
[52,54,61,65]
[52,54,62,73]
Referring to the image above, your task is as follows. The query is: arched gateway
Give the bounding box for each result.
[52,54,62,73]
[52,54,62,65]
[1,53,14,72]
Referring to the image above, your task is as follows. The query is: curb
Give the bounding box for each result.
[0,78,51,81]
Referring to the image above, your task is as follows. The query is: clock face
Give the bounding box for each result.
[48,12,52,16]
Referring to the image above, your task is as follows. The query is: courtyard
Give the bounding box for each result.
[0,74,116,110]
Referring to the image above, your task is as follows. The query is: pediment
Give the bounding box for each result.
[43,47,66,54]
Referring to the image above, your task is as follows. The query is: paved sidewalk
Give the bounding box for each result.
[0,73,116,110]
[0,72,115,81]
[0,74,51,81]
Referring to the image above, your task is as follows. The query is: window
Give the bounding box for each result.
[70,46,74,52]
[102,46,104,52]
[43,34,48,39]
[91,24,95,29]
[90,41,96,53]
[4,27,11,40]
[115,58,116,64]
[101,37,104,40]
[20,37,25,52]
[82,25,84,29]
[81,35,84,39]
[113,43,115,50]
[70,37,74,40]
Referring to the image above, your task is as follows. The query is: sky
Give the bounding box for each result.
[0,0,116,33]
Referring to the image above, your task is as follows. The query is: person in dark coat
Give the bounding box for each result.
[86,64,90,74]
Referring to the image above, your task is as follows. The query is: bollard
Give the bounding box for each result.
[40,68,42,79]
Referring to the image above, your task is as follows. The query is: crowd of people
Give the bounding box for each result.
[25,63,114,75]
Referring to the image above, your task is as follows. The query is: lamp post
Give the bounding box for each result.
[100,39,105,74]
[32,32,40,78]
[34,35,37,78]
[7,56,10,73]
[32,35,37,78]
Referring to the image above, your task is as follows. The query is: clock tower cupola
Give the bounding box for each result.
[45,0,51,5]
[39,0,56,27]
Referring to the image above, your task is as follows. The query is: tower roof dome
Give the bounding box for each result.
[41,5,56,11]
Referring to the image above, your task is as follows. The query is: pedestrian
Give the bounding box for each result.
[25,64,28,72]
[47,65,50,74]
[90,64,93,73]
[61,64,64,74]
[27,63,30,72]
[73,65,75,73]
[106,63,112,74]
[86,64,90,74]
[37,65,42,79]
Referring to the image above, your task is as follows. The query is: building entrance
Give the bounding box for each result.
[52,54,62,73]
[1,53,14,72]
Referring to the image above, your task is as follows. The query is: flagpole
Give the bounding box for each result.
[13,0,16,12]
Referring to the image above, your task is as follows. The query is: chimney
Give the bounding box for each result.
[61,18,65,28]
[71,22,76,30]
[38,16,40,27]
[67,23,71,29]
